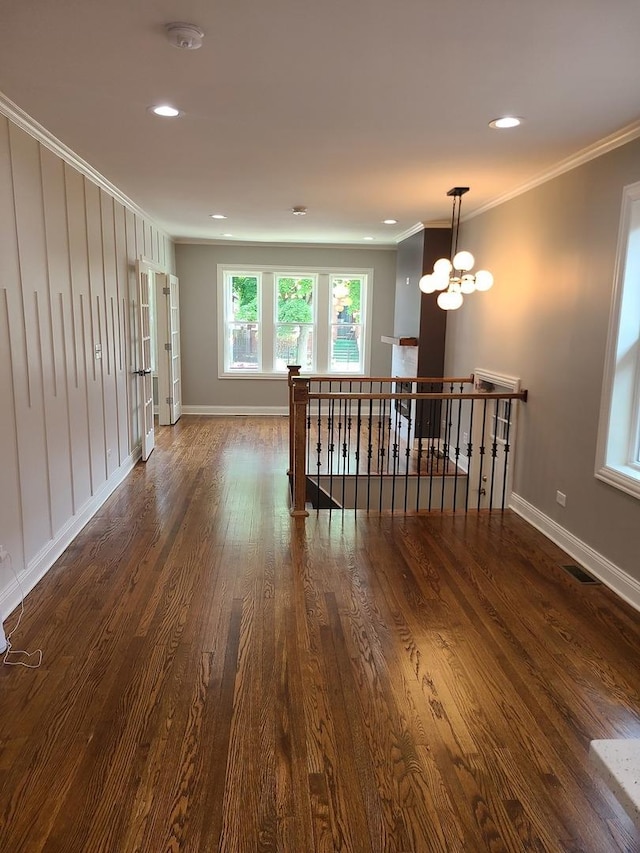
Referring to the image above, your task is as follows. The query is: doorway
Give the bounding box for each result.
[135,260,182,461]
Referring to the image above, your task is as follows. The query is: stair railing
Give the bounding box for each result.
[287,366,528,517]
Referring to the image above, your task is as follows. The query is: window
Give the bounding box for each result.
[330,276,363,372]
[596,180,640,498]
[275,275,316,372]
[225,274,260,371]
[218,265,372,376]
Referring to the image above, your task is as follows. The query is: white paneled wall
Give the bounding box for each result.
[0,113,173,618]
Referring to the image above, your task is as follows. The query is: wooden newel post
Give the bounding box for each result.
[290,378,310,517]
[287,365,301,476]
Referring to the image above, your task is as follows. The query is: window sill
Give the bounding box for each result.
[595,464,640,500]
[218,370,368,380]
[219,371,289,380]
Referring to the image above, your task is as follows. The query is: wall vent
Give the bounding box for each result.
[561,564,601,584]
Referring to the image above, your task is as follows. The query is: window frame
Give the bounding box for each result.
[217,264,373,378]
[595,180,640,499]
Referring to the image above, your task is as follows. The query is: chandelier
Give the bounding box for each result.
[419,187,494,310]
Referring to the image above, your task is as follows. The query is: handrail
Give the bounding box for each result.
[303,390,528,402]
[293,374,476,384]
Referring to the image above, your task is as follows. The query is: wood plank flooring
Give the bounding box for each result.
[1,415,639,852]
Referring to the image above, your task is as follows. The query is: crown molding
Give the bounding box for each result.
[394,221,425,243]
[0,91,170,238]
[174,237,396,250]
[466,118,640,221]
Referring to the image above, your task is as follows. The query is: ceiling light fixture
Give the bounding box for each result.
[418,187,494,311]
[382,219,398,225]
[150,104,181,117]
[363,236,374,241]
[165,22,205,50]
[291,206,307,215]
[210,213,227,219]
[489,116,522,129]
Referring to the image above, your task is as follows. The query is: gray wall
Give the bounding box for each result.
[176,243,396,409]
[393,230,424,338]
[445,136,640,585]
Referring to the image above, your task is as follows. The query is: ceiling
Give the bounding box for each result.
[2,0,640,246]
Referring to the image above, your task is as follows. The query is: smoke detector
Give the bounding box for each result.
[165,22,205,50]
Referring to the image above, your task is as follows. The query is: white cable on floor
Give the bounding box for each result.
[1,552,43,669]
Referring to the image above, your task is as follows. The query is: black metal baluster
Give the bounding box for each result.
[501,399,513,510]
[379,397,386,511]
[465,398,474,512]
[403,388,411,513]
[441,392,452,511]
[316,396,322,512]
[354,398,362,512]
[489,400,500,511]
[366,397,373,512]
[416,433,424,512]
[328,397,335,516]
[489,399,500,511]
[391,390,400,512]
[477,399,488,511]
[452,394,463,510]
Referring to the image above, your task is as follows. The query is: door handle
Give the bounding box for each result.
[134,369,152,376]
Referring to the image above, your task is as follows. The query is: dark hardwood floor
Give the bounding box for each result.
[1,416,639,852]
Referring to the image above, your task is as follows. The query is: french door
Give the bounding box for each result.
[156,273,182,425]
[135,260,155,461]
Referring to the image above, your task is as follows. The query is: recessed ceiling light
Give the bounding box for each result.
[210,213,227,219]
[363,236,374,241]
[292,206,307,216]
[150,104,181,117]
[222,233,233,237]
[382,219,398,225]
[489,116,522,129]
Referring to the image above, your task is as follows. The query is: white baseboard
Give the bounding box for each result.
[510,493,640,613]
[182,405,288,416]
[0,448,141,619]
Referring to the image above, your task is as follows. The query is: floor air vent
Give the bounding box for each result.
[562,564,601,584]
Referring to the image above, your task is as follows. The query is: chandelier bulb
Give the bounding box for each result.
[433,257,453,276]
[452,250,475,272]
[474,269,494,291]
[418,274,437,294]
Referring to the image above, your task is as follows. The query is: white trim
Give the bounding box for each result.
[174,237,396,249]
[595,466,640,500]
[140,255,170,274]
[0,91,171,240]
[394,222,427,243]
[510,493,640,613]
[466,119,640,222]
[472,368,521,392]
[182,405,288,416]
[0,449,141,619]
[595,181,640,500]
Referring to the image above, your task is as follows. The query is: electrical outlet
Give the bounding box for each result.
[556,491,566,507]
